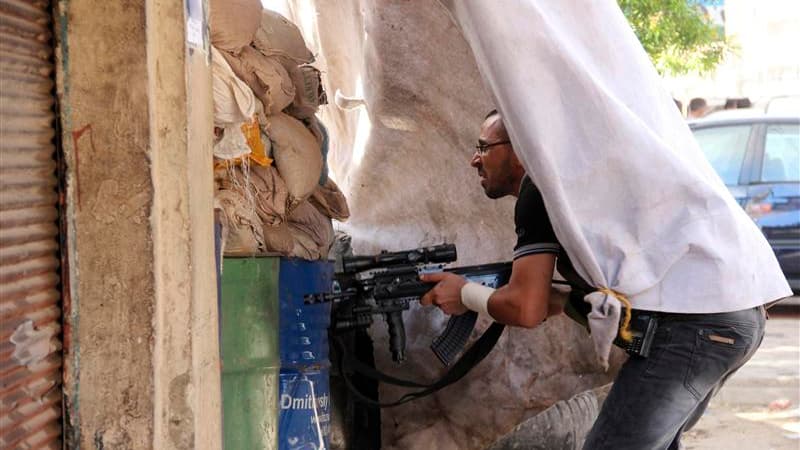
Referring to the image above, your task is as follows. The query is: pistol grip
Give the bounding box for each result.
[430,311,478,366]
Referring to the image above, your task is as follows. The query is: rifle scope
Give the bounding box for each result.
[342,244,457,273]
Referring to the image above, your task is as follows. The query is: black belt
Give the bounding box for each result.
[569,288,763,320]
[629,305,764,322]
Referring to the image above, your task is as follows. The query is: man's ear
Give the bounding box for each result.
[508,150,525,170]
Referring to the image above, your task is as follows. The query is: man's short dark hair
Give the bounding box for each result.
[483,109,508,140]
[688,97,707,112]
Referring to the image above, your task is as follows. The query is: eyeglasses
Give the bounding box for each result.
[474,140,510,156]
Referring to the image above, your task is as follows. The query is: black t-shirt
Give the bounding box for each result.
[513,175,561,259]
[514,175,591,293]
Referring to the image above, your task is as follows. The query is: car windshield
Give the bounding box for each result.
[692,125,752,185]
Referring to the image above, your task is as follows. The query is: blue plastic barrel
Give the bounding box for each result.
[278,258,333,450]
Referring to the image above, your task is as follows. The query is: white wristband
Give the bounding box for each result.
[460,282,495,318]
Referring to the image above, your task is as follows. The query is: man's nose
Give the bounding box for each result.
[470,153,481,168]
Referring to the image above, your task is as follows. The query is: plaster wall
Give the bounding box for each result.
[55,1,220,448]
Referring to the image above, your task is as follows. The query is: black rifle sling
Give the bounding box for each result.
[336,322,506,408]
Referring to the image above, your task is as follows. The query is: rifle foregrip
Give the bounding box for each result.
[386,311,407,363]
[430,311,479,366]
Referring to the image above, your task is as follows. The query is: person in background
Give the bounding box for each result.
[688,97,709,119]
[736,97,752,109]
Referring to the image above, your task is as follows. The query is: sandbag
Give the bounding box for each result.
[309,178,349,221]
[316,119,329,185]
[286,65,326,119]
[253,9,314,66]
[216,164,288,226]
[260,202,334,260]
[220,46,296,115]
[213,123,251,160]
[267,113,323,208]
[288,200,335,253]
[212,46,257,126]
[305,115,325,147]
[209,0,262,54]
[213,121,273,168]
[263,221,294,254]
[249,165,288,225]
[288,226,322,259]
[214,189,264,255]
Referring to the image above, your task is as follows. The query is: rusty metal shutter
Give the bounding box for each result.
[0,0,63,449]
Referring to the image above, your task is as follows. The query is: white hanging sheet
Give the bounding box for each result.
[439,0,791,365]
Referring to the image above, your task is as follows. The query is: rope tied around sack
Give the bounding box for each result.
[598,287,633,342]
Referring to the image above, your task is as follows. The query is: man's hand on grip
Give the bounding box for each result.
[420,272,469,316]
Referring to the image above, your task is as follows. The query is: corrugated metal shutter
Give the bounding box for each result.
[0,0,63,449]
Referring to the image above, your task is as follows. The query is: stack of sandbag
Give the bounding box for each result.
[209,0,344,259]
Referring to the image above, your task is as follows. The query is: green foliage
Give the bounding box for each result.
[618,0,732,75]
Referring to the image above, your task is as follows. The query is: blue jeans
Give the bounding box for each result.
[582,306,766,450]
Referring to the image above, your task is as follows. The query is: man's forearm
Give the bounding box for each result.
[485,284,549,328]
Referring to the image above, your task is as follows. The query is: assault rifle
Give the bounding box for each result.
[305,244,513,365]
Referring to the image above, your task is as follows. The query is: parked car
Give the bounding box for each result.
[689,114,800,292]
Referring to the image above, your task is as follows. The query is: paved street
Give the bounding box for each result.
[683,307,800,449]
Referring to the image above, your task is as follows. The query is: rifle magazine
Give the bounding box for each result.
[431,311,479,366]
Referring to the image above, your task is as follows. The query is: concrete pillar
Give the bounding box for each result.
[54,1,220,448]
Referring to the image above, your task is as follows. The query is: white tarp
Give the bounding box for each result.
[439,0,791,364]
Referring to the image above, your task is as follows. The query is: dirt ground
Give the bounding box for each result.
[682,304,800,450]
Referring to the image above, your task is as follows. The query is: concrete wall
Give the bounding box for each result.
[54,1,220,448]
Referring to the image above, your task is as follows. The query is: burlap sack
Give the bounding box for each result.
[220,46,295,115]
[309,178,349,221]
[287,200,334,253]
[214,189,264,255]
[266,113,323,209]
[209,0,262,54]
[263,221,294,255]
[253,9,314,66]
[261,202,334,260]
[215,164,288,226]
[249,165,288,225]
[213,123,251,160]
[305,115,325,147]
[211,46,257,126]
[288,226,323,260]
[286,65,325,119]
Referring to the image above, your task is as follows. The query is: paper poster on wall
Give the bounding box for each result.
[186,0,207,51]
